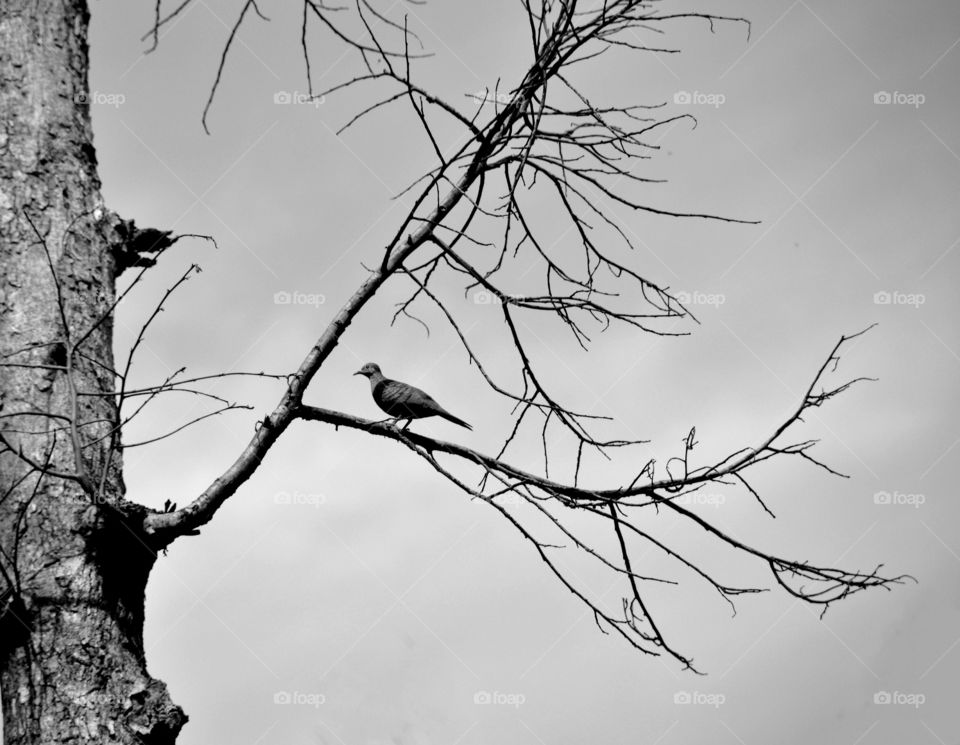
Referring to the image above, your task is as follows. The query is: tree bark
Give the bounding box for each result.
[0,2,185,742]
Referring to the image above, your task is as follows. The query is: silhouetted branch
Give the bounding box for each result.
[288,329,908,668]
[118,1,905,671]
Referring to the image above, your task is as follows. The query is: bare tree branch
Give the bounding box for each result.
[65,1,905,671]
[287,328,909,668]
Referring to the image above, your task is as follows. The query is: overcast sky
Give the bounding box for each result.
[78,1,960,743]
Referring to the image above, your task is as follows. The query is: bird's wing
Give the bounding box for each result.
[375,379,471,428]
[375,380,440,418]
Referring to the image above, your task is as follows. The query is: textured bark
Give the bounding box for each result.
[0,1,185,742]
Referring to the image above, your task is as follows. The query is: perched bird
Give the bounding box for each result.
[354,362,472,430]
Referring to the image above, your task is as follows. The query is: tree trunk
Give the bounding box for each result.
[0,2,185,742]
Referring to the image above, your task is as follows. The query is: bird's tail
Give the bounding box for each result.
[440,410,472,430]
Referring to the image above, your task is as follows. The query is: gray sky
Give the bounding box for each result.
[81,1,960,743]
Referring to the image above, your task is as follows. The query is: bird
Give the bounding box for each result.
[354,362,472,430]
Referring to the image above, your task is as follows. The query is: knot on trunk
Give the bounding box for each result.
[98,210,178,275]
[125,679,188,744]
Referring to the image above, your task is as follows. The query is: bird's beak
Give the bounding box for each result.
[353,370,364,376]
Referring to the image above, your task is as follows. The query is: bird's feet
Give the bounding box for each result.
[372,417,411,431]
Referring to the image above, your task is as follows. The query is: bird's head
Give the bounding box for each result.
[354,362,382,378]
